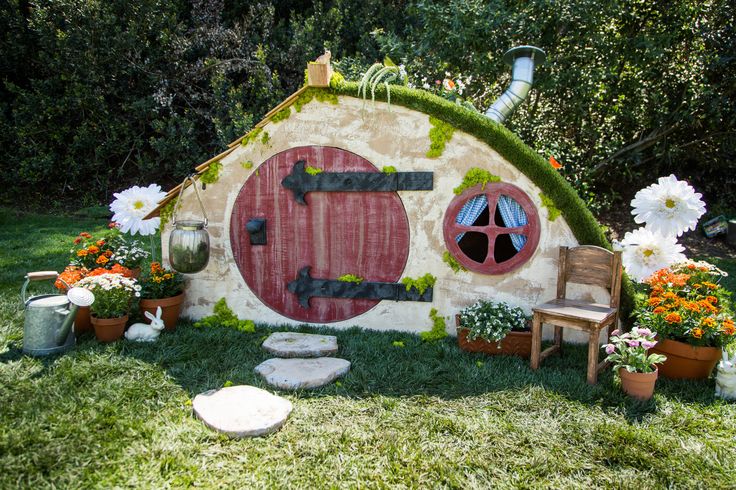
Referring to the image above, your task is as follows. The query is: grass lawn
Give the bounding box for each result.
[1,208,735,488]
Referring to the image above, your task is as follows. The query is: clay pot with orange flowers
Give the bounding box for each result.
[635,261,735,380]
[138,262,185,331]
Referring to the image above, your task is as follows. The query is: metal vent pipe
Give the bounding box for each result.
[485,45,546,124]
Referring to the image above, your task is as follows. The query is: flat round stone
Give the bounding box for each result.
[255,357,351,390]
[262,332,339,358]
[192,385,292,438]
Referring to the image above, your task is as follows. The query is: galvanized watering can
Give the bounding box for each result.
[21,271,95,357]
[169,176,210,274]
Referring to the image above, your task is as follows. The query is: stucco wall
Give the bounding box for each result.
[164,96,611,342]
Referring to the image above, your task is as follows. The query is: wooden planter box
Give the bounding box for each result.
[307,63,332,87]
[455,316,532,358]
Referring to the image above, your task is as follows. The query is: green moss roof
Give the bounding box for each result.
[327,82,634,316]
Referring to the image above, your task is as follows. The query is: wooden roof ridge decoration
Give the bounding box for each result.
[144,85,311,219]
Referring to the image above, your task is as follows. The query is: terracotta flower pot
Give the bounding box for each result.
[74,306,92,337]
[619,367,658,401]
[91,315,128,343]
[650,338,721,379]
[139,293,185,331]
[456,316,532,357]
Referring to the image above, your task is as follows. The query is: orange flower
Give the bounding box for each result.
[150,262,163,273]
[96,255,109,265]
[80,232,92,239]
[691,327,703,339]
[109,263,133,277]
[96,240,105,247]
[55,266,87,291]
[699,300,718,313]
[653,306,666,314]
[721,323,735,336]
[77,249,88,257]
[163,273,172,280]
[692,283,702,289]
[706,296,718,305]
[683,302,701,313]
[104,250,113,257]
[549,156,562,169]
[703,282,717,289]
[701,317,716,328]
[687,264,696,270]
[664,313,682,324]
[663,292,678,300]
[108,222,118,229]
[648,297,663,307]
[73,237,82,245]
[87,245,99,254]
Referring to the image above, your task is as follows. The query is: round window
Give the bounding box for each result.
[442,183,540,274]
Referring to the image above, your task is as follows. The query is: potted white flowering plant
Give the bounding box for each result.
[76,273,141,342]
[456,300,532,357]
[603,327,666,400]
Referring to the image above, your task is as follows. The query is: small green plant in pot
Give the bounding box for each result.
[138,262,186,331]
[603,327,666,400]
[456,300,532,357]
[76,273,140,342]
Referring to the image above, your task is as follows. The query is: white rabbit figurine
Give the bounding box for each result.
[715,350,736,400]
[125,307,165,342]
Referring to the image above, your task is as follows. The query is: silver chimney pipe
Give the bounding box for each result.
[485,45,546,124]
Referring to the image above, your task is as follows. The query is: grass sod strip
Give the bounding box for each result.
[1,213,735,488]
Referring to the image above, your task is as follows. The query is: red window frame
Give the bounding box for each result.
[442,183,540,274]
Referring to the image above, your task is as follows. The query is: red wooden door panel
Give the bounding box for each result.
[230,146,410,323]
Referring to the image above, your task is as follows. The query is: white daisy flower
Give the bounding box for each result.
[109,184,166,236]
[631,174,706,237]
[620,227,686,282]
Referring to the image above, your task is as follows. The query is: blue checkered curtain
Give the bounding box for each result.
[455,195,488,242]
[497,195,527,251]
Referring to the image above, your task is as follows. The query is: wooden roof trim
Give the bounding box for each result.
[227,86,309,148]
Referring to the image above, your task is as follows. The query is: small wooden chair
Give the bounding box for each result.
[530,245,623,384]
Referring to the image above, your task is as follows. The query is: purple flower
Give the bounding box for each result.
[605,344,616,354]
[611,329,620,336]
[642,340,657,349]
[637,327,652,336]
[627,340,641,348]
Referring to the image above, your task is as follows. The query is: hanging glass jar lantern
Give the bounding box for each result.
[169,176,210,274]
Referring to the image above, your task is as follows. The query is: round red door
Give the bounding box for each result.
[230,146,410,323]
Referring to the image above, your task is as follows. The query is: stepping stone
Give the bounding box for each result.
[255,357,350,390]
[262,331,339,358]
[192,385,292,438]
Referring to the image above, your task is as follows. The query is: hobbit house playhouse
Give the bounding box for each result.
[147,51,625,341]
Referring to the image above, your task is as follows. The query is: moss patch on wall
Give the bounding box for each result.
[401,273,436,295]
[453,167,501,195]
[271,107,292,123]
[294,87,339,113]
[338,274,364,284]
[420,308,448,342]
[199,161,222,185]
[382,165,397,174]
[241,127,263,147]
[426,116,455,158]
[326,82,631,317]
[443,251,467,273]
[158,197,178,228]
[241,160,254,170]
[539,192,561,221]
[305,166,323,175]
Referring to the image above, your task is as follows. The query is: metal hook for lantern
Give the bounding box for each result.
[172,175,208,227]
[168,175,211,274]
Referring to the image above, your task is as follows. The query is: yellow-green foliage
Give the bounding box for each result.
[199,161,222,185]
[294,88,339,113]
[271,107,292,123]
[261,131,271,146]
[338,274,363,284]
[194,298,256,333]
[241,160,254,170]
[401,273,436,294]
[382,165,397,174]
[241,127,263,147]
[426,116,455,158]
[158,197,177,228]
[305,166,323,175]
[420,308,448,342]
[392,340,405,347]
[442,251,466,273]
[329,71,346,89]
[453,168,501,195]
[540,192,561,221]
